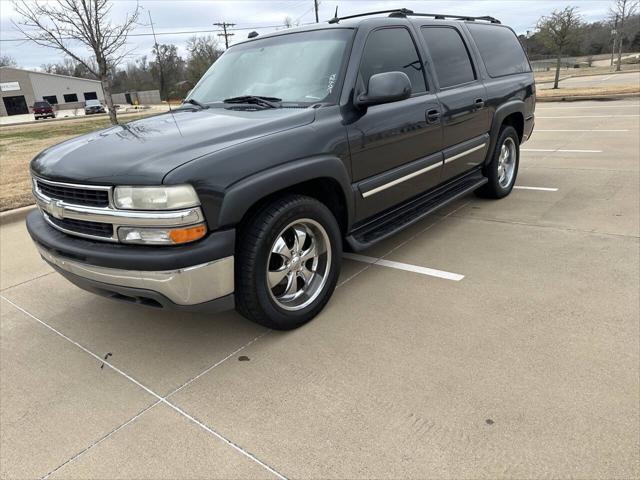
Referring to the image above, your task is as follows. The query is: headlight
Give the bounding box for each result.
[113,185,200,210]
[118,224,207,245]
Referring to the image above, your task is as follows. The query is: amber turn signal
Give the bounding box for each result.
[169,224,207,244]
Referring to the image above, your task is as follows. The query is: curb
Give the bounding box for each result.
[537,92,640,102]
[0,204,36,226]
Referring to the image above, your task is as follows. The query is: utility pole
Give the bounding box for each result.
[314,0,320,23]
[214,22,235,49]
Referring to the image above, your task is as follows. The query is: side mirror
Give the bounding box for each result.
[355,71,412,108]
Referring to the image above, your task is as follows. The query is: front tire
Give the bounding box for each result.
[476,125,520,198]
[235,195,342,330]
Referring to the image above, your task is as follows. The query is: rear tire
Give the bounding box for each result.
[476,125,519,199]
[235,195,342,330]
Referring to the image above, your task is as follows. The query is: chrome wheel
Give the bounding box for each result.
[266,219,331,311]
[497,137,517,188]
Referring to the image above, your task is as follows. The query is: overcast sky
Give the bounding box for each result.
[0,0,615,70]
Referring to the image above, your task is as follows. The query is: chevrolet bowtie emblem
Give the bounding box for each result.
[48,200,65,220]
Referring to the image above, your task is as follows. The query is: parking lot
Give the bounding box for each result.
[1,98,638,479]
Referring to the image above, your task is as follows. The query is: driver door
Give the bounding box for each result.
[346,27,444,221]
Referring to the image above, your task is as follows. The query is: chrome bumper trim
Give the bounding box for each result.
[38,247,234,305]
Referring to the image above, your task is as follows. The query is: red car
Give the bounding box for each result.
[33,101,55,120]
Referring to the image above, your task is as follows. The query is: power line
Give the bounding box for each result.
[0,22,315,43]
[214,22,235,49]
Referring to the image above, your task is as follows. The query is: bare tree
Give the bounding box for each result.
[0,55,18,67]
[536,6,582,89]
[283,16,300,29]
[12,0,141,124]
[610,0,639,71]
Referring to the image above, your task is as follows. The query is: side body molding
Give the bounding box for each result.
[217,156,355,230]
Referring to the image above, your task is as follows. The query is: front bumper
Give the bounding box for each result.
[26,210,236,311]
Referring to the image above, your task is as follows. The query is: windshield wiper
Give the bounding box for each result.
[223,95,282,109]
[183,98,209,110]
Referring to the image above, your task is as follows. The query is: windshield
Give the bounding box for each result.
[34,102,50,108]
[188,29,353,105]
[86,100,100,106]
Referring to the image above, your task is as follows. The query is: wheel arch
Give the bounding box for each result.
[218,156,354,235]
[486,101,525,161]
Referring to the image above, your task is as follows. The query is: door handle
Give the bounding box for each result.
[426,109,441,124]
[474,98,485,109]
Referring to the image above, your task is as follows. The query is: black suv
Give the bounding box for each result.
[27,10,535,329]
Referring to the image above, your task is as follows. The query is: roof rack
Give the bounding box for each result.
[328,8,501,25]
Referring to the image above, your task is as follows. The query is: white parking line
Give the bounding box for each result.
[514,186,559,192]
[536,104,639,110]
[0,295,288,480]
[534,129,629,132]
[343,253,464,281]
[522,148,603,153]
[536,114,640,118]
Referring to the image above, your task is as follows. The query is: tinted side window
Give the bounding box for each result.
[468,24,531,77]
[421,27,475,88]
[359,28,426,94]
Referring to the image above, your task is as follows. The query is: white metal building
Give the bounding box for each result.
[0,67,105,117]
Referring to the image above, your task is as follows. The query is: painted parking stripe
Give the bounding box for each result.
[536,114,640,118]
[534,129,629,132]
[343,253,464,281]
[522,148,602,153]
[536,104,639,109]
[0,295,289,480]
[514,186,559,192]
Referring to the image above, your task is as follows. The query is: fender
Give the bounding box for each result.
[486,100,525,162]
[217,155,354,230]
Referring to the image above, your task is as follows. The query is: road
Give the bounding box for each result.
[538,70,640,89]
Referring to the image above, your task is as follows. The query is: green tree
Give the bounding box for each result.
[536,6,583,89]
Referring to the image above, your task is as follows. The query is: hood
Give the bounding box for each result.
[31,107,316,185]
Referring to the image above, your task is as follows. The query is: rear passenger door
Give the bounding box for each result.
[420,26,491,180]
[347,27,443,221]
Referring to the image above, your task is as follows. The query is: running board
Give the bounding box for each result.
[346,170,487,251]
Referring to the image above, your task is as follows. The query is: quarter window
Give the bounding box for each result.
[63,93,78,102]
[421,27,475,88]
[467,23,531,77]
[359,28,426,95]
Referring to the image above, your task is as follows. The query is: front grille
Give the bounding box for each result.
[36,180,109,207]
[46,214,114,238]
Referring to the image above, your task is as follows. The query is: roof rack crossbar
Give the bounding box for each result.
[328,9,501,25]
